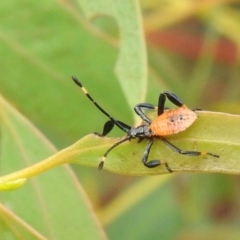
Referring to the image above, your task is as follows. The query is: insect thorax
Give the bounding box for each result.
[129,124,153,138]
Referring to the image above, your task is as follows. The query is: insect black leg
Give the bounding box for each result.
[72,76,131,134]
[158,92,184,115]
[98,136,131,170]
[161,137,219,158]
[134,103,156,123]
[142,140,173,173]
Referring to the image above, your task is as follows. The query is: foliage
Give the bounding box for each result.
[0,0,240,239]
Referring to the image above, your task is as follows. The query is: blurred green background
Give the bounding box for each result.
[1,0,240,239]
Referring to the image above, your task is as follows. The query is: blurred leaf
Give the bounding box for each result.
[105,175,183,240]
[0,203,47,240]
[178,226,240,240]
[0,95,105,239]
[0,0,127,148]
[97,175,172,226]
[78,0,147,116]
[208,6,240,45]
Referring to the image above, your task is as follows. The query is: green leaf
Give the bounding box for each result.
[0,0,131,148]
[0,178,27,191]
[0,95,105,239]
[78,0,147,113]
[67,111,240,175]
[0,203,48,240]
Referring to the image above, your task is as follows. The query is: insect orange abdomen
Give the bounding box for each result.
[149,105,198,136]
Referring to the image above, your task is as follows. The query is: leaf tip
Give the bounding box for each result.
[0,178,27,191]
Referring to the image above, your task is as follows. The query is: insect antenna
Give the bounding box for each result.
[72,76,131,133]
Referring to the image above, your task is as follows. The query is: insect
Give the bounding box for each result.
[72,76,219,172]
